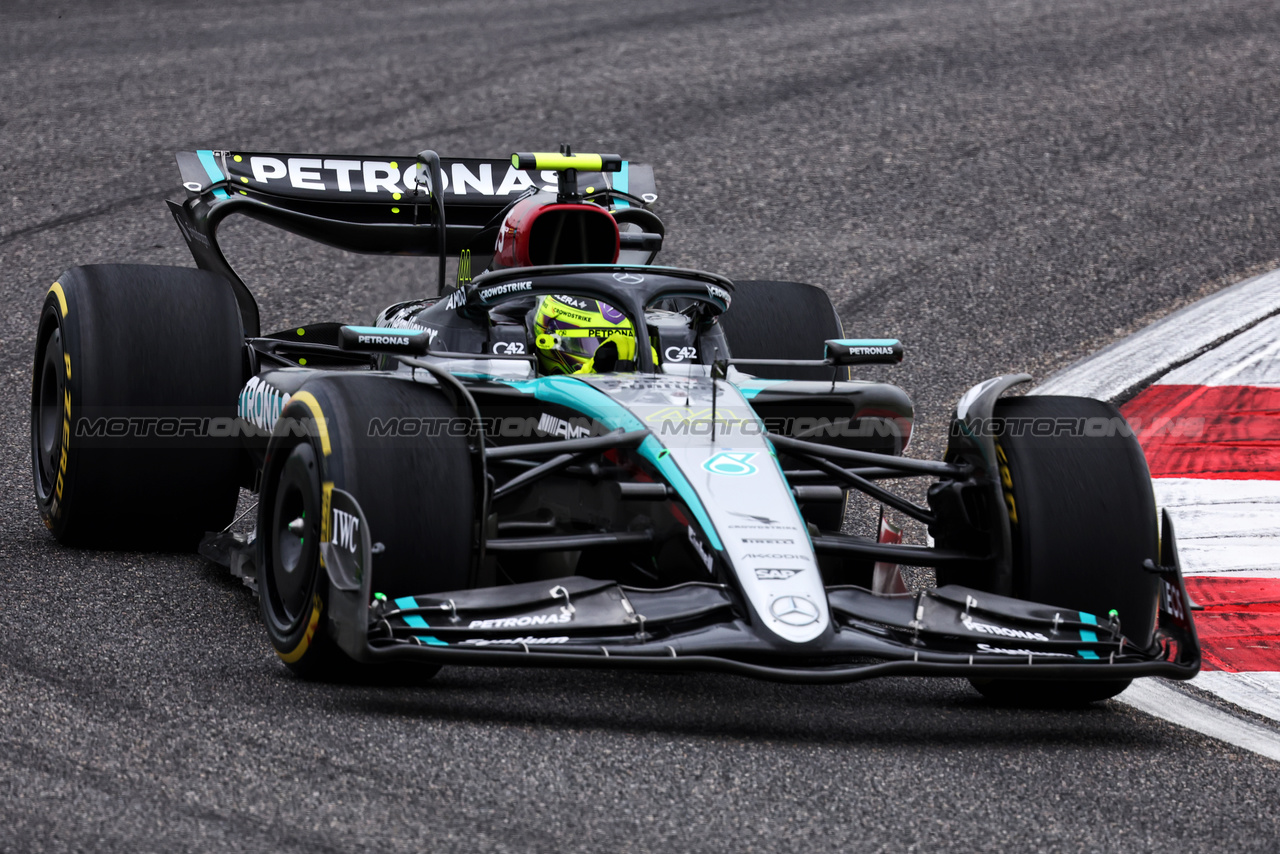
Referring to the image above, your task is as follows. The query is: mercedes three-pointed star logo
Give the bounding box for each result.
[612,272,645,285]
[769,595,820,627]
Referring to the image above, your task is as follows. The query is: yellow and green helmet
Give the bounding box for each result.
[533,294,635,374]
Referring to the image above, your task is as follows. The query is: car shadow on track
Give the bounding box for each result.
[284,665,1177,752]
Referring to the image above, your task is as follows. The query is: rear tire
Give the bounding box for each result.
[30,265,244,549]
[257,374,474,679]
[721,280,851,533]
[967,395,1159,705]
[720,280,847,383]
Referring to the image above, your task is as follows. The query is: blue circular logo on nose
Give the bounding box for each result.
[702,451,757,476]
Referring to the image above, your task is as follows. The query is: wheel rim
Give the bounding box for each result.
[33,328,64,502]
[268,442,321,625]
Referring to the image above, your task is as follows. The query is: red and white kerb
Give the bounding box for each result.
[1121,315,1280,673]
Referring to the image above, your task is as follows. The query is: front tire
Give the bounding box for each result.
[720,279,852,534]
[257,374,475,678]
[968,395,1159,705]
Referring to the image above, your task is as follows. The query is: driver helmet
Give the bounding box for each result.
[533,294,636,374]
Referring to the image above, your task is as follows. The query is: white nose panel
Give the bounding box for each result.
[667,440,829,644]
[588,373,830,645]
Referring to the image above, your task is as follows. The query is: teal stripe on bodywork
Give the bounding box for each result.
[486,375,722,550]
[393,596,445,644]
[737,379,791,399]
[614,160,629,208]
[521,375,645,432]
[196,150,224,182]
[1079,611,1098,625]
[1079,629,1098,643]
[764,436,814,549]
[1077,650,1100,659]
[197,149,229,199]
[638,435,722,550]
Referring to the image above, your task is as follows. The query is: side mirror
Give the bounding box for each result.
[824,338,904,365]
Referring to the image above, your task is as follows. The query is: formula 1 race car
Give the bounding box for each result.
[30,145,1200,704]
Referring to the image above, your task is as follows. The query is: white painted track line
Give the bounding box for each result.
[1175,539,1280,577]
[1159,314,1280,387]
[1194,672,1280,725]
[1034,267,1280,400]
[1121,680,1280,763]
[1152,479,1280,577]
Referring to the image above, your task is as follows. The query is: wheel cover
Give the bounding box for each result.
[268,443,321,625]
[32,328,64,503]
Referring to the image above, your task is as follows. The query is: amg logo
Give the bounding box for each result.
[441,289,467,311]
[706,284,731,304]
[479,280,533,300]
[960,614,1048,642]
[755,568,801,580]
[357,334,408,346]
[645,406,744,433]
[332,508,359,553]
[537,412,591,440]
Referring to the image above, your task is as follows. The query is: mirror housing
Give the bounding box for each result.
[824,338,904,365]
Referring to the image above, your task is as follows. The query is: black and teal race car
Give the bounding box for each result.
[30,146,1199,703]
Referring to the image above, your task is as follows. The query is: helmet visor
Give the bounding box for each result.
[540,325,637,358]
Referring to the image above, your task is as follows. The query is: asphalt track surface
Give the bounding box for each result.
[3,1,1280,850]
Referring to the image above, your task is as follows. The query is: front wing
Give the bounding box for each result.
[322,493,1199,684]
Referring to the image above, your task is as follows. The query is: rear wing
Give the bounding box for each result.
[167,149,657,336]
[173,149,655,247]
